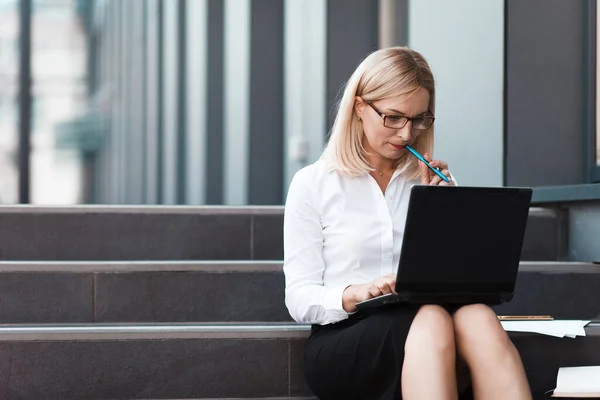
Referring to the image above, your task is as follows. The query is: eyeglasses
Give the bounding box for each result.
[366,101,435,130]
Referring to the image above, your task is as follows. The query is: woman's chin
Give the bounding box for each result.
[376,151,403,161]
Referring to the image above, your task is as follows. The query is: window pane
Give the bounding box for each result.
[0,0,19,203]
[31,0,87,203]
[597,4,600,165]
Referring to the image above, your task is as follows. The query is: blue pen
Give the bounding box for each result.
[405,145,451,183]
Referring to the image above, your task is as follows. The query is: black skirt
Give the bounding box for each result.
[303,305,420,400]
[303,305,472,400]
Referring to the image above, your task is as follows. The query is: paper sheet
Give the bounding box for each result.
[554,366,600,394]
[500,320,590,338]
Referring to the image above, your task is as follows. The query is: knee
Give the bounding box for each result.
[453,303,509,347]
[405,305,455,355]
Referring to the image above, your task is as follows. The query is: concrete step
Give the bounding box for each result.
[0,323,596,399]
[0,323,312,400]
[0,261,597,324]
[0,205,564,261]
[0,206,283,261]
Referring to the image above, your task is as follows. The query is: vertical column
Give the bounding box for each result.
[591,1,599,182]
[283,0,327,192]
[176,0,187,204]
[326,0,379,130]
[378,0,396,48]
[394,0,409,46]
[378,0,409,48]
[129,0,147,204]
[161,0,179,204]
[122,0,136,203]
[118,0,130,203]
[505,0,583,186]
[185,0,209,204]
[248,0,284,205]
[205,0,225,205]
[409,0,504,187]
[223,0,250,205]
[108,0,121,202]
[18,0,32,203]
[145,0,160,204]
[98,0,113,204]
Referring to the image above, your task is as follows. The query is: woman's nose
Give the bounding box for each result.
[396,123,412,141]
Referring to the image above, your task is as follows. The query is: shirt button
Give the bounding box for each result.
[384,252,392,259]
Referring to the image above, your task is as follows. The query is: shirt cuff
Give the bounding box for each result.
[322,284,351,314]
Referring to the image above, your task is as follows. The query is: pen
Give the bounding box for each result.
[497,315,554,321]
[405,145,451,183]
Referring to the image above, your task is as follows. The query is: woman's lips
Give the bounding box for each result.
[390,143,405,150]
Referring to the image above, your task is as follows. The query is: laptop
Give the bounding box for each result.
[355,185,532,311]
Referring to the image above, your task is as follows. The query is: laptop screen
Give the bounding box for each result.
[395,185,532,294]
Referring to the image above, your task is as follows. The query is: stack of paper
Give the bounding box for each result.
[500,320,590,338]
[552,366,600,397]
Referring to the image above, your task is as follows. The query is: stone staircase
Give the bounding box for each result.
[0,206,597,399]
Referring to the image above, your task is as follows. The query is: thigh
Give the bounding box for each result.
[303,305,420,400]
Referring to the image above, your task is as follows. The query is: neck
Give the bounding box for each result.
[367,154,398,175]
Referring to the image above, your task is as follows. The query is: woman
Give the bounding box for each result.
[283,47,532,400]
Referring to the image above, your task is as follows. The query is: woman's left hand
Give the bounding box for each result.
[419,153,455,186]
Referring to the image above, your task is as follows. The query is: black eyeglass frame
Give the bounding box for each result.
[366,101,435,130]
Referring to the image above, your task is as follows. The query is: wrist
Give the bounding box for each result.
[342,285,358,313]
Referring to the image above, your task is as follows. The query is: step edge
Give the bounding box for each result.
[0,323,596,341]
[0,260,283,272]
[0,261,594,273]
[0,205,553,216]
[0,205,284,215]
[0,323,310,341]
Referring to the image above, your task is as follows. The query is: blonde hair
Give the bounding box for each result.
[321,46,435,179]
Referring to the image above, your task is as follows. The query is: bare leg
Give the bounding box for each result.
[402,305,458,400]
[453,304,532,400]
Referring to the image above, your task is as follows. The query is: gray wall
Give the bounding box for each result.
[206,0,224,205]
[505,0,585,187]
[326,0,379,131]
[283,0,327,195]
[408,0,505,187]
[568,203,600,262]
[91,0,598,207]
[249,0,284,205]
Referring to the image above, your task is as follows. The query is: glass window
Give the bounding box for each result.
[31,0,88,203]
[0,0,19,203]
[597,4,600,166]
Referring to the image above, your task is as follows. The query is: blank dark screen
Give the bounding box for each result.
[397,186,532,293]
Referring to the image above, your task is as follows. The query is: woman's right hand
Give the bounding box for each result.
[342,274,397,313]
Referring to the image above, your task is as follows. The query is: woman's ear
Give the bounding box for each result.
[354,96,365,119]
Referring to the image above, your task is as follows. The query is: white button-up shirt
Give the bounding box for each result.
[284,159,429,325]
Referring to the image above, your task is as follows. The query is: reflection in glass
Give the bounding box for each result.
[31,0,87,203]
[0,0,19,203]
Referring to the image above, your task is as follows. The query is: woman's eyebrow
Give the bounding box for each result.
[384,108,429,116]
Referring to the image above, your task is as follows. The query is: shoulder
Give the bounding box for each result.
[286,160,345,211]
[289,159,337,191]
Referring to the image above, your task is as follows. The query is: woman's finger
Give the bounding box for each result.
[429,172,442,186]
[419,160,430,185]
[367,285,383,298]
[420,153,434,184]
[430,168,452,186]
[387,281,397,294]
[382,275,397,294]
[376,282,394,295]
[429,159,448,171]
[440,169,452,184]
